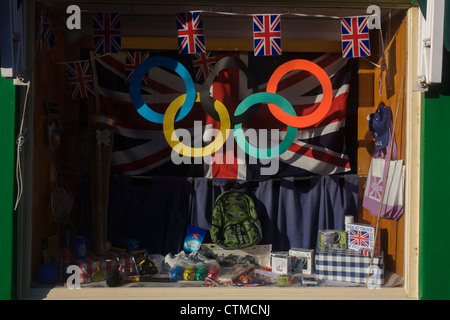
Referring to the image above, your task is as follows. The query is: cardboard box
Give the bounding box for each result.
[72,251,136,284]
[270,252,290,274]
[315,249,384,286]
[345,223,381,252]
[289,248,314,275]
[318,230,347,250]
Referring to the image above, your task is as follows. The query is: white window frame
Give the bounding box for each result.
[416,0,445,89]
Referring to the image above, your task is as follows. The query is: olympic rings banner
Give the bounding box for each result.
[94,51,352,180]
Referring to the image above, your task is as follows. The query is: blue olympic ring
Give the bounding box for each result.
[129,56,196,124]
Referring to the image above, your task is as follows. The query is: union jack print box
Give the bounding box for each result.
[345,223,381,252]
[315,249,384,286]
[73,251,136,284]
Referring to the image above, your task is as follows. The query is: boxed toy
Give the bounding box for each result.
[270,252,290,274]
[200,244,272,267]
[345,223,381,252]
[72,250,137,284]
[289,248,314,275]
[318,230,346,250]
[315,249,384,286]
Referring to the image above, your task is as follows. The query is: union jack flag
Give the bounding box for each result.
[93,12,121,54]
[125,51,150,85]
[341,16,371,58]
[348,229,371,248]
[65,61,96,100]
[191,51,216,81]
[37,20,56,49]
[176,11,205,54]
[93,52,351,179]
[253,14,282,56]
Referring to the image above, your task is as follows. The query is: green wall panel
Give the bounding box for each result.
[0,77,15,300]
[420,48,450,300]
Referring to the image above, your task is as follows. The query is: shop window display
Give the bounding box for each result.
[29,2,407,292]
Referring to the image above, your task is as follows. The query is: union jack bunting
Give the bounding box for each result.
[37,20,56,49]
[65,61,96,100]
[348,229,371,248]
[125,51,150,85]
[191,51,216,81]
[176,11,205,54]
[253,14,282,56]
[93,12,121,54]
[341,16,371,58]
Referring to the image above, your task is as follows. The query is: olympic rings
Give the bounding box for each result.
[234,92,298,160]
[199,56,261,125]
[163,93,231,157]
[129,56,196,124]
[266,59,333,128]
[129,55,335,160]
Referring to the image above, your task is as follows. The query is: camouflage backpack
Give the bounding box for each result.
[210,189,263,250]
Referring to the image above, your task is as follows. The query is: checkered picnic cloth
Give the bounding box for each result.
[315,249,384,286]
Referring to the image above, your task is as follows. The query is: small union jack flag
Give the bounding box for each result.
[348,229,371,248]
[42,22,56,49]
[125,51,150,85]
[253,14,282,56]
[37,19,56,49]
[191,51,216,81]
[341,16,371,58]
[93,12,121,54]
[176,11,206,54]
[65,61,96,99]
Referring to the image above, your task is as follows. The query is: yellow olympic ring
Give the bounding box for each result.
[163,93,231,157]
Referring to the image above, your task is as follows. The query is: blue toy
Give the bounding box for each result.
[37,262,57,284]
[170,265,184,281]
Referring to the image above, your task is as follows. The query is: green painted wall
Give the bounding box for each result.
[0,77,15,300]
[419,48,450,300]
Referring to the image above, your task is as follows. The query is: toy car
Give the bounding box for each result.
[231,266,257,285]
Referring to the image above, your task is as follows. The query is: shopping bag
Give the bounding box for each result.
[363,116,405,221]
[363,157,405,221]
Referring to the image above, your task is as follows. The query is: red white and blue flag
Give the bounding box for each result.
[176,11,206,54]
[93,12,122,54]
[348,229,371,248]
[206,52,351,180]
[191,51,216,81]
[125,51,150,85]
[37,19,56,49]
[65,60,96,100]
[253,14,282,56]
[341,16,371,58]
[93,52,351,179]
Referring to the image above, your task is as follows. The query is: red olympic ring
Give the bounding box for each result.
[266,59,333,129]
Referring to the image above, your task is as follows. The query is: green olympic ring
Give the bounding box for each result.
[233,92,298,160]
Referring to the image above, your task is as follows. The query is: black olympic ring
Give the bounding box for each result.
[199,56,261,126]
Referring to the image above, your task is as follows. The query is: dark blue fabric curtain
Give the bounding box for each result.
[107,175,359,255]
